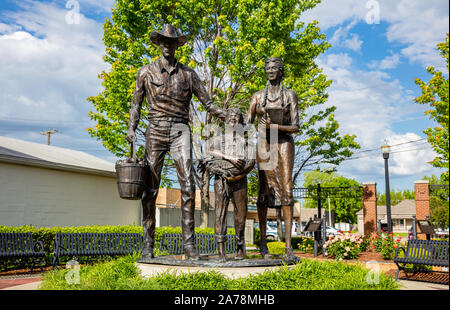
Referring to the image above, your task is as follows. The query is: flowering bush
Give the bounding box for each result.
[372,230,402,260]
[296,236,316,254]
[324,232,365,260]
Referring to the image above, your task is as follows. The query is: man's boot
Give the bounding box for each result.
[184,246,200,260]
[235,243,245,260]
[260,241,269,258]
[141,242,154,259]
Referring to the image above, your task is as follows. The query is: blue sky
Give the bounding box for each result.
[0,0,448,192]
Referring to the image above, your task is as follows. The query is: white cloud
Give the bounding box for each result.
[323,53,353,68]
[302,0,449,68]
[387,133,437,176]
[317,53,403,147]
[0,1,111,158]
[343,33,363,52]
[314,52,439,182]
[368,53,401,70]
[329,20,363,52]
[0,1,106,117]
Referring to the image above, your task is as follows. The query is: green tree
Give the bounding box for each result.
[414,34,449,182]
[302,171,361,224]
[377,189,415,206]
[423,174,449,229]
[87,0,360,216]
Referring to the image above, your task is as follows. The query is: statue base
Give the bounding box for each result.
[136,254,300,268]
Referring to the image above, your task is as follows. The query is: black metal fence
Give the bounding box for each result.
[159,233,237,255]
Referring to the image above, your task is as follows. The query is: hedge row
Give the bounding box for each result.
[0,225,236,271]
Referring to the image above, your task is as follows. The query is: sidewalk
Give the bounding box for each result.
[0,276,42,290]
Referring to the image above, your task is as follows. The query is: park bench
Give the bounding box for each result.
[53,233,142,268]
[0,233,45,273]
[394,239,449,282]
[159,233,238,255]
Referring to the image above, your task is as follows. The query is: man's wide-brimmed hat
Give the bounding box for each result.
[150,24,187,47]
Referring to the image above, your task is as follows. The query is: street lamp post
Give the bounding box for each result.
[381,143,393,233]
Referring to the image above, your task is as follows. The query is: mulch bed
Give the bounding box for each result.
[0,266,53,278]
[384,269,449,284]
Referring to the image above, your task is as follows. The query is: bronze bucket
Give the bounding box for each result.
[115,141,148,200]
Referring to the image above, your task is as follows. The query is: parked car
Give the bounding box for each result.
[436,227,449,236]
[326,226,339,236]
[266,222,278,240]
[254,221,300,240]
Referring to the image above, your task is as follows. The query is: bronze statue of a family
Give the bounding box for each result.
[126,25,300,262]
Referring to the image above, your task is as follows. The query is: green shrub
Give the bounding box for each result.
[0,225,236,271]
[267,242,285,255]
[40,255,399,290]
[40,254,162,290]
[296,236,315,254]
[290,237,303,250]
[253,227,261,246]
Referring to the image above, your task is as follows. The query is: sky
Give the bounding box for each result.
[0,0,448,193]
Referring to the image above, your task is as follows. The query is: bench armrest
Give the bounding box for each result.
[394,246,406,260]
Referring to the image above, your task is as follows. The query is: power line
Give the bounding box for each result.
[390,145,433,154]
[351,138,429,155]
[389,138,428,148]
[340,144,433,162]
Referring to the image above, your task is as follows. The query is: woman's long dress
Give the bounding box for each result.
[253,87,299,209]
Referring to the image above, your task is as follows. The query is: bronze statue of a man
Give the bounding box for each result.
[201,108,255,261]
[247,57,300,258]
[127,24,225,260]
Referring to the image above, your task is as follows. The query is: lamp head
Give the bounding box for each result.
[381,144,390,159]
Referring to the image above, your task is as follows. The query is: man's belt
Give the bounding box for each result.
[148,116,189,124]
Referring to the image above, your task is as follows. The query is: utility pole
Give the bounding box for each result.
[40,129,58,145]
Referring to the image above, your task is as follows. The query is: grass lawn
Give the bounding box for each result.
[39,254,400,290]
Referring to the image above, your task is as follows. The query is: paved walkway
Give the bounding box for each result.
[0,276,42,290]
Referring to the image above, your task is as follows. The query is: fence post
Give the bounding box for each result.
[412,215,417,240]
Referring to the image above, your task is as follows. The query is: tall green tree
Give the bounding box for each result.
[423,174,449,229]
[302,171,361,224]
[87,0,360,221]
[414,34,449,182]
[377,189,415,206]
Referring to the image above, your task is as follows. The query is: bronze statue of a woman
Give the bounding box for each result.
[247,57,300,258]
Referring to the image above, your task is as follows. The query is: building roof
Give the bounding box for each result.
[0,136,116,177]
[356,199,416,216]
[298,207,320,221]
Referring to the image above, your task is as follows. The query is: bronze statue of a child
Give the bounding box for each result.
[200,108,255,261]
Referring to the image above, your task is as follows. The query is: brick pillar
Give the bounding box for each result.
[414,180,430,238]
[363,182,377,236]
